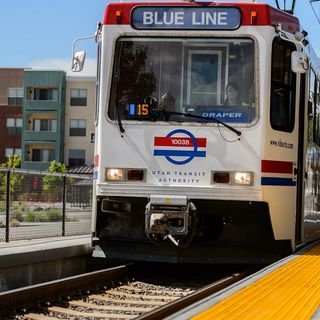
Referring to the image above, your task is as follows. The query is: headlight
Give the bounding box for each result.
[105,168,145,182]
[106,168,125,181]
[232,172,253,186]
[212,171,253,186]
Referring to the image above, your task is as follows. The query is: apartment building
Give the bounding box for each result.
[1,69,95,170]
[21,70,66,170]
[0,68,24,163]
[64,76,95,167]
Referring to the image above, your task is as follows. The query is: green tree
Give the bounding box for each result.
[0,155,23,200]
[1,155,21,169]
[47,161,67,173]
[42,161,67,202]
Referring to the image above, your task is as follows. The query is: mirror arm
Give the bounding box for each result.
[72,35,96,59]
[72,23,101,56]
[71,35,96,72]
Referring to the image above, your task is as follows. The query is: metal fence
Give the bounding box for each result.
[0,168,93,242]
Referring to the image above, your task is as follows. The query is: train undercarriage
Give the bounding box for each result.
[92,196,291,264]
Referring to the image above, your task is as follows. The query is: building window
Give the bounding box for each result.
[69,149,85,167]
[70,119,86,136]
[8,88,23,106]
[70,89,87,106]
[15,148,22,157]
[6,118,22,135]
[33,119,57,132]
[5,148,21,159]
[28,88,58,101]
[5,148,13,158]
[31,149,55,162]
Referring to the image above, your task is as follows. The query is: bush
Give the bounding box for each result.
[45,209,62,222]
[12,202,26,212]
[24,209,62,222]
[24,212,37,222]
[10,212,24,222]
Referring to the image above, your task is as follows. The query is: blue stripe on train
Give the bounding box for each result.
[261,177,296,186]
[154,150,206,157]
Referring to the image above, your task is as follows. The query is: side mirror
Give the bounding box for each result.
[71,51,86,72]
[291,51,309,74]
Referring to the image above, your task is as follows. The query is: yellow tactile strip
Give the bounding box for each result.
[193,245,320,320]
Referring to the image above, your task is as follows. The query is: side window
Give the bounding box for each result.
[95,42,101,126]
[270,38,296,132]
[307,71,315,144]
[307,72,320,146]
[315,79,320,146]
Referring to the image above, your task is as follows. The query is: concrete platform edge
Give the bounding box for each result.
[0,235,92,269]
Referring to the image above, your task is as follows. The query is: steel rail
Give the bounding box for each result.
[135,271,250,320]
[0,264,131,314]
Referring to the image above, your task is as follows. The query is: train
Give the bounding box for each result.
[73,1,320,263]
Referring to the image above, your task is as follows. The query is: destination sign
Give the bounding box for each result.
[131,6,241,30]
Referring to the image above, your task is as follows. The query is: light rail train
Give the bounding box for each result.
[73,0,320,263]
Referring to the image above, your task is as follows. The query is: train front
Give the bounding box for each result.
[92,2,292,263]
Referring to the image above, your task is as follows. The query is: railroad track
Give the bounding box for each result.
[1,263,253,319]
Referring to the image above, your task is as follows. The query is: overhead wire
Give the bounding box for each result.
[274,0,296,14]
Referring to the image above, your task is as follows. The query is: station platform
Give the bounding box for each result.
[0,235,92,291]
[170,241,320,320]
[0,235,91,268]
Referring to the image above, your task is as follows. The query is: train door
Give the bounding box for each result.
[302,70,320,242]
[183,44,229,108]
[269,37,301,247]
[295,72,306,244]
[186,50,223,106]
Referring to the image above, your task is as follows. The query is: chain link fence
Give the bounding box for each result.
[0,168,93,242]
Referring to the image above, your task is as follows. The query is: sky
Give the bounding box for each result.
[0,0,107,76]
[1,0,320,76]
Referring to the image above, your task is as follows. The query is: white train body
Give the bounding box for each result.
[89,1,320,263]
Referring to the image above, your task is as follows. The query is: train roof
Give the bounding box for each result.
[103,1,300,33]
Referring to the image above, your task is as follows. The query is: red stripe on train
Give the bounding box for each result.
[261,160,293,174]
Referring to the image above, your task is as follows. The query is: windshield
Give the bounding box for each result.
[108,37,256,124]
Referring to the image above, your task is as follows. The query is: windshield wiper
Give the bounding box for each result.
[116,108,125,136]
[113,42,126,137]
[152,109,241,136]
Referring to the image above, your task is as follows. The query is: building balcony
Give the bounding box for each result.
[22,161,51,171]
[24,130,58,142]
[24,100,61,111]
